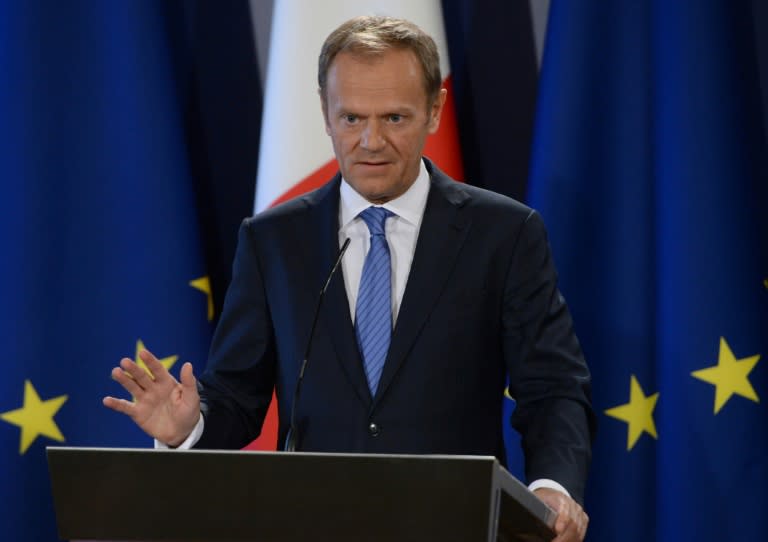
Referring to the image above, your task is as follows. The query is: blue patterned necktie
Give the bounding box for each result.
[355,206,395,396]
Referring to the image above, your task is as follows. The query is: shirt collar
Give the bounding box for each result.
[339,159,430,228]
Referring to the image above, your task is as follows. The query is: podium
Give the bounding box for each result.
[47,447,556,542]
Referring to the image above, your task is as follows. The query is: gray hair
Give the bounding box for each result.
[318,15,442,106]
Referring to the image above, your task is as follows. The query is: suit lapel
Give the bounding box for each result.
[374,166,472,403]
[305,177,372,408]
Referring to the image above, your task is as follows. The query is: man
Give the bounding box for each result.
[104,15,594,541]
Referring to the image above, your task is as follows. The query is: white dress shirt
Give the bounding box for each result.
[338,161,430,324]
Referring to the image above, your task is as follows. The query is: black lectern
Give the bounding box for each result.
[47,447,556,542]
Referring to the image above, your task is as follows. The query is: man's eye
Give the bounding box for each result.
[343,114,358,123]
[389,114,403,123]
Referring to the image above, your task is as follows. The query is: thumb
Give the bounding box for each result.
[179,362,198,392]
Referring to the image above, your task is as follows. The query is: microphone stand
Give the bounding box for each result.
[284,238,350,452]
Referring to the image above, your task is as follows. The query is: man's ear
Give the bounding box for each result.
[319,88,331,135]
[427,88,448,134]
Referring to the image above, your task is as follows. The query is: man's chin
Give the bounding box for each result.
[352,162,394,177]
[349,181,399,204]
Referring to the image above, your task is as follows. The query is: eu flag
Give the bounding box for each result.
[0,2,212,540]
[528,1,768,540]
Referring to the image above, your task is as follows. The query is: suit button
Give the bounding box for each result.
[368,422,380,437]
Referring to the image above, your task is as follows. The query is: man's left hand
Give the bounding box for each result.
[533,488,588,542]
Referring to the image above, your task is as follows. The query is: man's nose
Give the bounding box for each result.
[360,120,386,151]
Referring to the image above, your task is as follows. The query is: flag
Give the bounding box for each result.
[248,0,464,450]
[0,2,212,540]
[527,1,768,540]
[441,0,540,201]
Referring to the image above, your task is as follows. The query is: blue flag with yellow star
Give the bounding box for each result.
[0,3,213,540]
[528,1,768,540]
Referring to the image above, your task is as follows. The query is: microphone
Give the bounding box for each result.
[285,237,351,452]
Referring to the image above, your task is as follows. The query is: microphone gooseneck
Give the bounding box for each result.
[285,237,351,452]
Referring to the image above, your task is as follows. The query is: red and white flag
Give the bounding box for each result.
[247,0,463,450]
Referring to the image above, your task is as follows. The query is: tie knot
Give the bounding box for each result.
[359,206,394,236]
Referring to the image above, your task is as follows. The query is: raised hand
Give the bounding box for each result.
[103,349,201,447]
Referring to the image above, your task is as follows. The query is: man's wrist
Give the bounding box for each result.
[153,413,204,450]
[528,478,570,497]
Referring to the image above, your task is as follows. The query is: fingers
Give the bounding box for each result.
[139,349,173,384]
[114,349,174,391]
[534,489,588,542]
[102,396,135,416]
[107,350,177,401]
[552,498,588,542]
[552,499,572,540]
[111,364,144,397]
[552,505,575,541]
[117,356,155,392]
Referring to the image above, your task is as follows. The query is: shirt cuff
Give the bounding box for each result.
[153,413,204,449]
[528,478,571,497]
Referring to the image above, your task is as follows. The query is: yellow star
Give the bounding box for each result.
[691,337,760,414]
[605,375,659,451]
[189,276,214,321]
[135,339,178,379]
[763,278,768,289]
[0,380,68,454]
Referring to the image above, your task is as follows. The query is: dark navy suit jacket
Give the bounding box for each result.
[196,159,595,503]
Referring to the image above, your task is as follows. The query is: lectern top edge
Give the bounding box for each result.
[47,445,500,463]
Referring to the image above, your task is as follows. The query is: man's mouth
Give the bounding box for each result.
[357,160,390,167]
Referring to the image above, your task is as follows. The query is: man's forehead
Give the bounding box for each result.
[326,51,423,90]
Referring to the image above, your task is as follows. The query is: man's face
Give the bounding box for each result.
[322,49,446,204]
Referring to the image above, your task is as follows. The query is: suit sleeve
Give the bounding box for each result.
[503,210,596,504]
[194,219,277,449]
